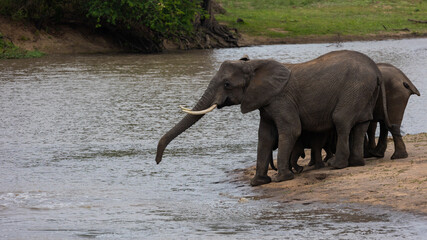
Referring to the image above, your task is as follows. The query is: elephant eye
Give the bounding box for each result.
[224,81,231,89]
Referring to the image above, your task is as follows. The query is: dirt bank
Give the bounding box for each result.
[241,133,427,214]
[2,16,427,55]
[0,16,119,54]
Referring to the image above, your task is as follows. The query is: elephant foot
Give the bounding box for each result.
[324,153,334,162]
[368,150,385,158]
[327,156,348,169]
[250,175,271,186]
[272,171,294,182]
[364,149,374,158]
[349,156,365,166]
[293,165,304,174]
[314,161,325,169]
[369,146,386,158]
[391,151,408,159]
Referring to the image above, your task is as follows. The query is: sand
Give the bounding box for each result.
[241,133,427,214]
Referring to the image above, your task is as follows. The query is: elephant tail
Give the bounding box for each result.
[403,82,421,96]
[379,77,400,136]
[269,157,277,171]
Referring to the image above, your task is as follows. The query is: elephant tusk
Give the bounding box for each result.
[181,104,217,115]
[179,105,192,111]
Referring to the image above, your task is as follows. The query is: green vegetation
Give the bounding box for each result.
[216,0,427,38]
[0,0,204,52]
[0,33,44,59]
[1,0,425,56]
[87,0,202,39]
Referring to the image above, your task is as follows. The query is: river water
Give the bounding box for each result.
[1,38,426,239]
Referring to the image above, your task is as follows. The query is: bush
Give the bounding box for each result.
[0,0,72,28]
[0,34,45,59]
[87,0,203,39]
[0,0,204,51]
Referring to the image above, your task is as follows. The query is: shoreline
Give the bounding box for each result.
[1,15,426,56]
[236,32,427,47]
[239,133,427,215]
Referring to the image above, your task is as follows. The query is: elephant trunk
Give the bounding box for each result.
[155,85,215,164]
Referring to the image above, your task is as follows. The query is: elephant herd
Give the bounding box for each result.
[155,50,420,187]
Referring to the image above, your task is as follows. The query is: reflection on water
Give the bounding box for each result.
[0,38,426,239]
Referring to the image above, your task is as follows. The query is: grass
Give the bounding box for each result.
[215,0,427,39]
[0,33,44,59]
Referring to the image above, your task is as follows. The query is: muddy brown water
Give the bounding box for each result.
[1,38,426,239]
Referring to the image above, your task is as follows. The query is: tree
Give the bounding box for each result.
[0,0,239,52]
[192,0,238,48]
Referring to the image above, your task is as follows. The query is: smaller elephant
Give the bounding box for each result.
[268,130,335,174]
[289,131,335,173]
[365,63,420,159]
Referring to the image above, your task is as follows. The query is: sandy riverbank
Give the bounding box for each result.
[241,133,427,214]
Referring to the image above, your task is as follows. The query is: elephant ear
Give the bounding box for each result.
[241,60,291,113]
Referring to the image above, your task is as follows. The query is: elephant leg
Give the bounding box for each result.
[323,148,334,162]
[328,122,351,169]
[250,116,277,186]
[323,131,335,162]
[371,121,388,158]
[391,127,408,159]
[308,145,315,166]
[272,124,301,182]
[364,122,377,157]
[290,139,304,174]
[268,151,277,171]
[367,122,377,149]
[349,122,369,166]
[309,133,325,169]
[312,145,325,169]
[308,156,315,166]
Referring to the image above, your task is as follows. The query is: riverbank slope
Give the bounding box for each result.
[0,16,119,55]
[242,133,427,214]
[2,15,426,56]
[2,0,427,56]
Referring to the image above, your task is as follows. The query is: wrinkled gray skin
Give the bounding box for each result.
[156,50,384,186]
[365,63,420,159]
[290,63,420,172]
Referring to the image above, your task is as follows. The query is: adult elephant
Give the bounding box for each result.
[283,63,419,172]
[156,50,387,186]
[366,63,420,159]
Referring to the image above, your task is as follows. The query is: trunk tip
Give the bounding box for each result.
[155,151,163,164]
[156,137,167,164]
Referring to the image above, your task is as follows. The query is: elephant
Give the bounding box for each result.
[288,130,336,173]
[156,50,391,186]
[268,130,335,173]
[365,63,420,159]
[264,130,334,173]
[288,63,419,173]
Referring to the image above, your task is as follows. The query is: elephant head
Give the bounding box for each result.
[155,56,291,164]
